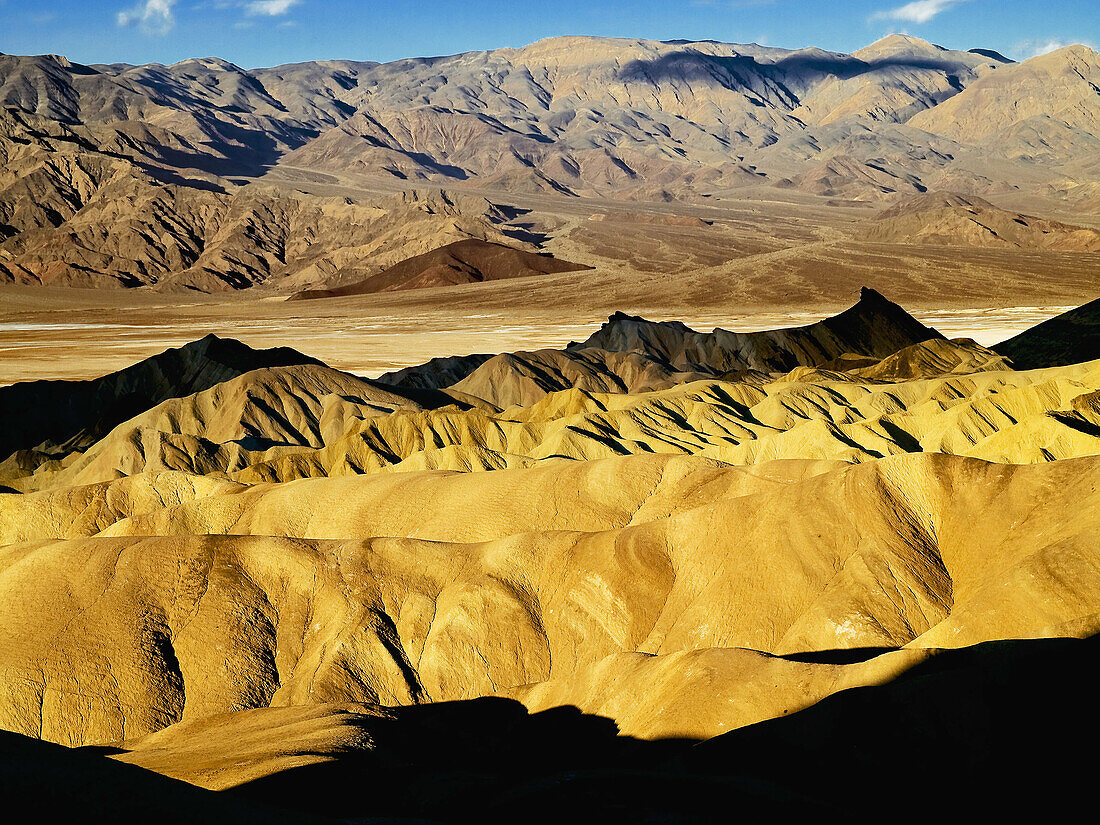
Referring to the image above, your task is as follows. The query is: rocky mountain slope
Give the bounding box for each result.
[0,35,1098,291]
[865,192,1100,250]
[281,34,1008,197]
[0,128,526,291]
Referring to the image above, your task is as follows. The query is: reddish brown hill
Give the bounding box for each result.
[288,239,591,300]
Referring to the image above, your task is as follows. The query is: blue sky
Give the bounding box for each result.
[1,0,1097,68]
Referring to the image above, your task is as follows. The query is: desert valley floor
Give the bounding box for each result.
[1,183,1095,384]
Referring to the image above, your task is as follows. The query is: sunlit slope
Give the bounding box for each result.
[9,352,1093,492]
[2,452,1098,747]
[2,297,1099,769]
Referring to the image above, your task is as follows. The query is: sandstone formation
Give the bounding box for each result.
[6,293,1100,496]
[4,449,1100,748]
[1,293,1098,762]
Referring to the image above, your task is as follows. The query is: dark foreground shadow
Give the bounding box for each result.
[0,728,311,824]
[687,634,1100,820]
[4,636,1097,823]
[230,636,1100,823]
[229,699,816,823]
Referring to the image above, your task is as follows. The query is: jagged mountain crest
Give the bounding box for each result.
[573,287,942,373]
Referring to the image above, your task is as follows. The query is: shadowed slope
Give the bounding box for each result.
[103,637,1096,823]
[0,334,318,464]
[6,638,1091,823]
[107,697,827,821]
[0,729,313,824]
[689,635,1098,820]
[993,297,1100,369]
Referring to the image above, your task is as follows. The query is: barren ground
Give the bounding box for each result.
[1,183,1096,383]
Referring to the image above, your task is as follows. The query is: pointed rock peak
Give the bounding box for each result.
[829,288,944,347]
[180,332,224,352]
[854,286,918,316]
[859,286,888,303]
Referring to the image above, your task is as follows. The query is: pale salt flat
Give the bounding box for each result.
[0,305,1073,385]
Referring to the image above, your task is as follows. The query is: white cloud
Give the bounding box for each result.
[246,0,300,15]
[117,0,177,35]
[871,0,969,24]
[1011,38,1095,60]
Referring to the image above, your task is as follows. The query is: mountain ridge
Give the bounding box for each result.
[1,35,1098,291]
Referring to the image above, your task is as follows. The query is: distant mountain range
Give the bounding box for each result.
[1,35,1098,291]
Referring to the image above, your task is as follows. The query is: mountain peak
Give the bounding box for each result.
[172,56,246,73]
[573,290,942,375]
[859,33,946,56]
[1032,43,1100,63]
[859,286,888,303]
